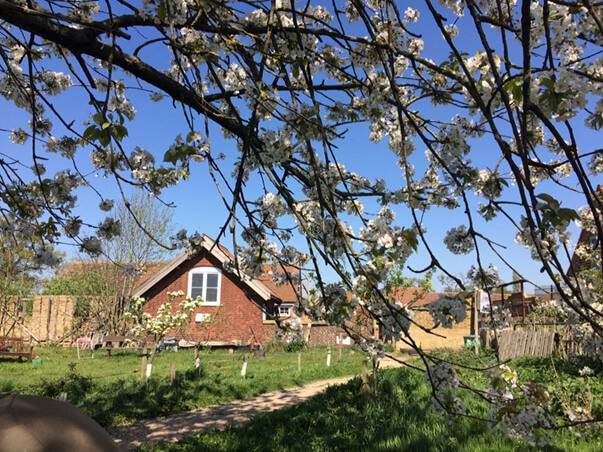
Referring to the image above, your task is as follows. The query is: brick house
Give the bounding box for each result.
[132,235,342,347]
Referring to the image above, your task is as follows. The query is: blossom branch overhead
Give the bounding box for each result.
[0,0,602,441]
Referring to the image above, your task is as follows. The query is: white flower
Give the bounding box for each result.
[444,225,474,254]
[99,199,114,211]
[80,237,102,256]
[578,366,594,377]
[404,7,420,23]
[9,128,28,144]
[429,296,467,327]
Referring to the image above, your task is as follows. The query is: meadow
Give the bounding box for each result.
[0,345,367,426]
[141,349,603,452]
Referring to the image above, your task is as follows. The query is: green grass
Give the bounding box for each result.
[140,349,603,452]
[0,346,367,426]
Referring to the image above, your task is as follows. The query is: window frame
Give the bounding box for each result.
[187,267,222,306]
[263,302,295,321]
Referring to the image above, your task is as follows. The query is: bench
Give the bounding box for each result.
[101,335,144,357]
[0,336,34,362]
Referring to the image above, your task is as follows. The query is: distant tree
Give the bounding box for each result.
[386,266,434,292]
[42,190,177,333]
[104,189,176,267]
[0,216,60,336]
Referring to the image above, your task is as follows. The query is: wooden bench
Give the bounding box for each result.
[101,335,144,357]
[0,336,34,362]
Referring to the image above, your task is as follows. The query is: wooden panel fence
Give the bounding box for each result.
[496,329,556,362]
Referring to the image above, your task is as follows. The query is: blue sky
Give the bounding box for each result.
[1,2,600,291]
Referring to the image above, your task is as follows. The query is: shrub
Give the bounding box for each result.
[284,338,307,353]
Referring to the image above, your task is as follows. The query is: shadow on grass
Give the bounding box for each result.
[141,368,574,452]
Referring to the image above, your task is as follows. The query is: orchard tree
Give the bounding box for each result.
[1,0,602,441]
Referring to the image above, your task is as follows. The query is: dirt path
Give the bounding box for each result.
[109,357,403,450]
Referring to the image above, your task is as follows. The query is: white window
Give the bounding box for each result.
[263,302,294,320]
[188,268,221,306]
[277,305,293,317]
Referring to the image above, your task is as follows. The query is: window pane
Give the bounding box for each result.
[191,287,203,299]
[191,273,204,288]
[206,273,219,288]
[205,288,218,302]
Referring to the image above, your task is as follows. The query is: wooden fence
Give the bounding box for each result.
[496,329,556,361]
[1,296,90,344]
[494,323,596,361]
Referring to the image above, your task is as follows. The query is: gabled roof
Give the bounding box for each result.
[58,260,165,293]
[257,264,300,303]
[389,287,442,307]
[132,235,275,301]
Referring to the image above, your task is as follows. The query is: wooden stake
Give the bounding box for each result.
[372,358,378,398]
[297,351,302,373]
[170,362,176,385]
[326,347,331,367]
[241,357,248,378]
[359,359,370,398]
[141,341,148,380]
[473,288,480,356]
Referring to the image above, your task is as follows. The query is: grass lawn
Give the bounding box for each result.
[0,345,367,426]
[141,349,603,452]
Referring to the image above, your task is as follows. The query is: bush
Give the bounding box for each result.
[40,363,94,401]
[263,340,286,353]
[284,338,307,353]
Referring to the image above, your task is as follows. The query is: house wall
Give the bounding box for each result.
[398,308,472,352]
[142,251,275,345]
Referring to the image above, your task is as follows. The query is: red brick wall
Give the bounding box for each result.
[142,250,273,345]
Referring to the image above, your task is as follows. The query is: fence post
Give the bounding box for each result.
[326,347,331,367]
[473,288,480,355]
[141,341,148,380]
[241,357,248,378]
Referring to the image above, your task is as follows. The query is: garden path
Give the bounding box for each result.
[109,356,405,450]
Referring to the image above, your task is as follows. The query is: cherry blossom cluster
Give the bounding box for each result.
[425,360,466,417]
[428,296,467,328]
[486,365,555,446]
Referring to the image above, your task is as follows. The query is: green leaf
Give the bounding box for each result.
[402,229,419,252]
[83,125,98,142]
[536,193,557,206]
[558,208,579,222]
[92,113,104,125]
[112,124,129,141]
